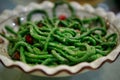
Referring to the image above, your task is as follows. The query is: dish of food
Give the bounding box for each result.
[0,1,120,77]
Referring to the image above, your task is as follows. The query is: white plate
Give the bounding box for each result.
[0,1,120,77]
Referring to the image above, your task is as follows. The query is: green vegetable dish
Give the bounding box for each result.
[0,1,118,66]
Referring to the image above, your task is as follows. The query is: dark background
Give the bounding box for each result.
[0,0,120,13]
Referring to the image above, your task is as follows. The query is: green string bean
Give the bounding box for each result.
[0,1,118,66]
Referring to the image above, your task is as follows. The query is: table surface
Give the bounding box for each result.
[0,56,120,80]
[0,0,120,80]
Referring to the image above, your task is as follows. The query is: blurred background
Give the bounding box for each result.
[0,0,120,80]
[0,0,120,13]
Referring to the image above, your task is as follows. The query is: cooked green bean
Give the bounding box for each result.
[81,36,96,46]
[27,9,49,21]
[106,33,117,42]
[20,47,26,63]
[5,25,17,35]
[0,1,118,66]
[43,20,60,51]
[24,52,53,59]
[51,50,67,62]
[26,58,43,64]
[41,58,57,65]
[11,41,33,56]
[87,54,103,62]
[53,0,75,17]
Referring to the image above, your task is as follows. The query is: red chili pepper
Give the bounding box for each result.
[25,34,33,44]
[59,14,66,20]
